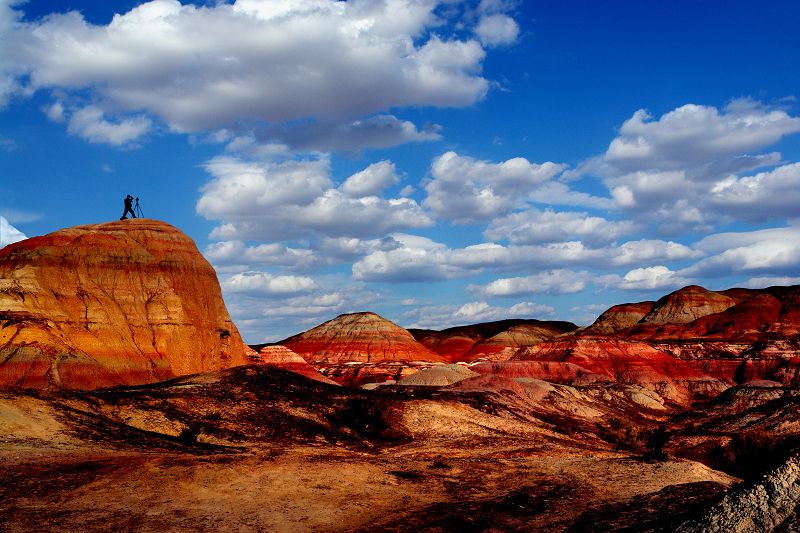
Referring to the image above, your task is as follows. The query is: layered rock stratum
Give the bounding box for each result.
[255,345,337,385]
[514,284,800,403]
[282,312,444,364]
[0,219,247,389]
[410,319,577,362]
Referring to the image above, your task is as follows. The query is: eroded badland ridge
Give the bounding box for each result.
[1,220,798,531]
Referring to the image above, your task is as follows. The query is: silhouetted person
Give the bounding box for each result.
[120,194,136,220]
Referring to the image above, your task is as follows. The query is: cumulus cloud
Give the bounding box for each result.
[423,151,566,223]
[686,224,800,277]
[352,233,473,282]
[3,0,494,136]
[576,100,800,232]
[205,240,319,271]
[340,160,400,197]
[221,271,317,297]
[471,269,590,297]
[353,233,697,283]
[66,106,151,146]
[709,162,800,221]
[605,100,800,170]
[610,239,700,266]
[743,276,800,288]
[475,14,519,47]
[197,156,432,241]
[485,208,634,245]
[403,300,555,330]
[0,215,26,247]
[266,115,442,153]
[615,265,691,291]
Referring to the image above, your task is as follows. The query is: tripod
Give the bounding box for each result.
[134,198,144,218]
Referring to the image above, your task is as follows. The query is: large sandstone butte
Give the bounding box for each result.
[282,312,444,364]
[0,219,247,389]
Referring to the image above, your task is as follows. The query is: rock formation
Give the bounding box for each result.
[410,319,577,362]
[0,219,247,389]
[512,285,800,403]
[677,454,800,532]
[639,285,738,325]
[282,312,444,364]
[255,345,337,385]
[583,301,654,335]
[459,321,577,362]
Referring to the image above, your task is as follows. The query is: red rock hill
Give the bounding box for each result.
[410,319,577,362]
[256,345,337,385]
[513,285,800,403]
[0,219,247,389]
[282,312,444,364]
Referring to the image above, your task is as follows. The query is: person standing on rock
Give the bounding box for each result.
[120,194,137,220]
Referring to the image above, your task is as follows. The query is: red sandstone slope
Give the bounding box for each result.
[0,219,247,389]
[255,345,338,385]
[409,319,577,361]
[282,312,444,364]
[459,321,577,362]
[640,285,739,325]
[583,301,654,335]
[512,285,800,402]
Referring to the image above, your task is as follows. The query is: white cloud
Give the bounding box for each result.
[66,106,151,146]
[471,269,590,297]
[45,101,64,122]
[403,300,555,330]
[575,100,800,232]
[197,156,433,241]
[709,162,800,221]
[4,0,493,135]
[205,240,320,271]
[687,225,800,277]
[352,233,473,282]
[352,233,698,283]
[267,114,442,153]
[475,14,519,47]
[616,265,691,291]
[611,239,700,266]
[221,271,318,297]
[485,208,634,245]
[605,101,800,170]
[340,160,400,197]
[0,215,26,247]
[743,276,800,288]
[423,151,566,223]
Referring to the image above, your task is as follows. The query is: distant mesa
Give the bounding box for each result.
[281,312,444,364]
[0,219,247,389]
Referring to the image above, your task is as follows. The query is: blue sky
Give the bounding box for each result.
[1,0,800,342]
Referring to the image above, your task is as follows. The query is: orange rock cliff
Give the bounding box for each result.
[0,219,247,389]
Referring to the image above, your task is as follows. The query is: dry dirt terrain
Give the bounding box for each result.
[2,365,796,532]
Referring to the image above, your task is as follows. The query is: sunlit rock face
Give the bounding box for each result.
[282,312,444,364]
[0,219,247,389]
[512,285,800,403]
[583,301,655,335]
[256,345,338,385]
